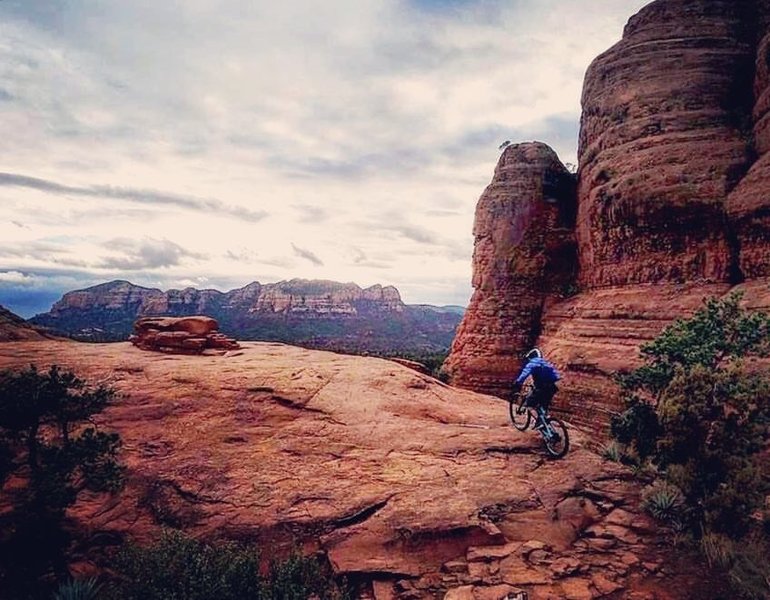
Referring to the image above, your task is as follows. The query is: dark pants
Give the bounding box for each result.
[524,382,558,410]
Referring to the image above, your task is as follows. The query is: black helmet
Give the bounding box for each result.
[525,348,542,360]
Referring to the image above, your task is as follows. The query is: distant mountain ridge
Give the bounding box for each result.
[30,279,463,353]
[0,304,46,342]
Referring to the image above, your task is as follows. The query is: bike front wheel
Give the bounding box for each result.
[509,397,532,431]
[542,417,569,458]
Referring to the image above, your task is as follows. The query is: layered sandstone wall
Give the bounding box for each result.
[577,0,756,288]
[443,142,576,397]
[727,0,770,279]
[446,0,770,435]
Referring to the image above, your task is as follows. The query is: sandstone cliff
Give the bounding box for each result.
[31,279,460,354]
[446,0,770,433]
[443,143,576,397]
[0,340,725,599]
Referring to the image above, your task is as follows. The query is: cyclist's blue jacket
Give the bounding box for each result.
[515,357,561,387]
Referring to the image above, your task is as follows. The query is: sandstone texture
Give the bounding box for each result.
[446,0,770,435]
[0,340,724,599]
[577,0,755,288]
[129,316,240,354]
[443,143,576,397]
[727,0,770,279]
[0,304,46,342]
[31,279,460,354]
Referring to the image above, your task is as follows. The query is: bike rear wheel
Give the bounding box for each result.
[509,397,532,431]
[542,417,569,458]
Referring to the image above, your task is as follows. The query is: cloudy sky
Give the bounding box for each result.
[0,0,649,317]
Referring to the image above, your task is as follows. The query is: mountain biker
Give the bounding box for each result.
[511,348,560,415]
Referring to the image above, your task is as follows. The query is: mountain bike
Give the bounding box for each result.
[509,388,569,459]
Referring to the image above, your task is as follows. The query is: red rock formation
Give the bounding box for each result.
[577,0,756,288]
[551,0,770,433]
[727,1,770,279]
[443,142,576,397]
[30,279,451,354]
[46,280,164,314]
[0,305,46,342]
[0,340,726,599]
[537,283,732,431]
[447,0,770,437]
[130,316,239,354]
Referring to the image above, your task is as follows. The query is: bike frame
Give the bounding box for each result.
[534,405,557,440]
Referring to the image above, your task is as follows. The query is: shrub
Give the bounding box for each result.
[610,293,770,597]
[107,530,351,600]
[641,480,685,526]
[53,578,102,600]
[0,365,124,598]
[611,294,770,538]
[727,539,770,600]
[108,530,262,600]
[700,534,770,600]
[601,441,623,462]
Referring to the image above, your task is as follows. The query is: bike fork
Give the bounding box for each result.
[536,408,553,438]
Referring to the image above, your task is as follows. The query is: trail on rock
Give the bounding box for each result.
[0,340,723,599]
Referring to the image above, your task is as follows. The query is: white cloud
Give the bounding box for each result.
[0,0,649,310]
[0,271,36,285]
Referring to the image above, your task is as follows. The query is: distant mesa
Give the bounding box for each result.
[130,316,240,355]
[30,278,463,355]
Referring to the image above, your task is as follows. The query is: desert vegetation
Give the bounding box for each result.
[0,365,124,598]
[97,530,351,600]
[608,293,770,599]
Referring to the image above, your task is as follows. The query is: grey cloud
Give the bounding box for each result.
[293,204,329,223]
[100,238,206,270]
[0,172,268,222]
[351,247,367,264]
[379,216,440,245]
[225,249,259,262]
[0,240,73,260]
[291,243,323,267]
[225,249,293,269]
[350,247,394,270]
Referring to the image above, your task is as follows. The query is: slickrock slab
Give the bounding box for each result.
[0,340,725,599]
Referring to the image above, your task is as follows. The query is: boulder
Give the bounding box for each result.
[131,316,239,354]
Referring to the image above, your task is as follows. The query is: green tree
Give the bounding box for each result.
[0,365,125,599]
[612,293,770,535]
[610,293,770,598]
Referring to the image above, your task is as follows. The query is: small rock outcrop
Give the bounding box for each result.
[443,143,576,397]
[129,316,239,354]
